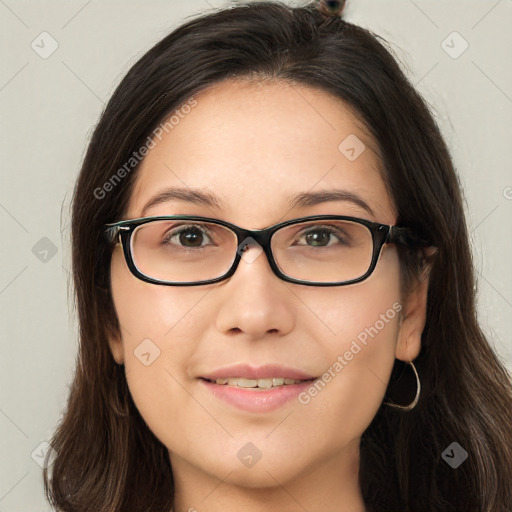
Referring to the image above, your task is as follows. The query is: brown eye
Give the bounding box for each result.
[164,225,210,248]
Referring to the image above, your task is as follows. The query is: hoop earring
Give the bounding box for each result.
[383,360,421,411]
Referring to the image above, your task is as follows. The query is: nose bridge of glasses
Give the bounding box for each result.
[235,225,274,250]
[229,226,281,278]
[229,226,286,284]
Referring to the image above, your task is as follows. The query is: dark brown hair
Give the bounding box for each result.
[44,2,512,511]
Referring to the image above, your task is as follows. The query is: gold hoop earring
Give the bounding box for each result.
[384,360,421,411]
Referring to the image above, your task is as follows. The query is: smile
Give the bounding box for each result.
[202,377,311,388]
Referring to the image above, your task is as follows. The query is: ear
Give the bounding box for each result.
[108,331,124,365]
[395,266,431,362]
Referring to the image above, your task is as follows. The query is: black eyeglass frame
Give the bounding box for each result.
[103,214,430,287]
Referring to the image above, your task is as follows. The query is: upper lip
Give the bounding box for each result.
[200,363,317,381]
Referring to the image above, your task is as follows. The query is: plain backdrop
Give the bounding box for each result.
[0,0,511,510]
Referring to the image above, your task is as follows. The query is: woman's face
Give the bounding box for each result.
[108,79,426,495]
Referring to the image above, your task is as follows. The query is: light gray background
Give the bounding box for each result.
[0,0,511,510]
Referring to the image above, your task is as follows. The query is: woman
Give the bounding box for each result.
[43,1,512,511]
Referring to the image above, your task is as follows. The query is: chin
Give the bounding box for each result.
[189,446,309,489]
[214,462,300,489]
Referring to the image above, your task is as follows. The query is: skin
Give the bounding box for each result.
[108,79,430,512]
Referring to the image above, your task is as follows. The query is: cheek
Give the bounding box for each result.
[296,246,402,432]
[109,249,210,435]
[110,247,212,345]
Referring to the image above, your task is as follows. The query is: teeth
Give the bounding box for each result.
[211,377,305,388]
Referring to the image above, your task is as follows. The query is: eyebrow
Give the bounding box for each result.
[141,187,225,217]
[289,189,375,216]
[140,186,375,217]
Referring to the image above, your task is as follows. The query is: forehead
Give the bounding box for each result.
[128,79,396,225]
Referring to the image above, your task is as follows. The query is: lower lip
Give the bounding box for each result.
[199,378,316,413]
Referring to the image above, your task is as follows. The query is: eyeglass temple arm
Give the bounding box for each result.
[387,226,431,248]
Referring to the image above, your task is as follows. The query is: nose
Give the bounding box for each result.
[214,243,296,339]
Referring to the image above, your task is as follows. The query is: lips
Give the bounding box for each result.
[198,364,317,411]
[199,363,317,381]
[199,375,317,413]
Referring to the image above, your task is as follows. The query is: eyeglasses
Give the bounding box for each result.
[103,215,429,287]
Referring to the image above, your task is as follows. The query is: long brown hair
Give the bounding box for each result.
[43,2,512,511]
